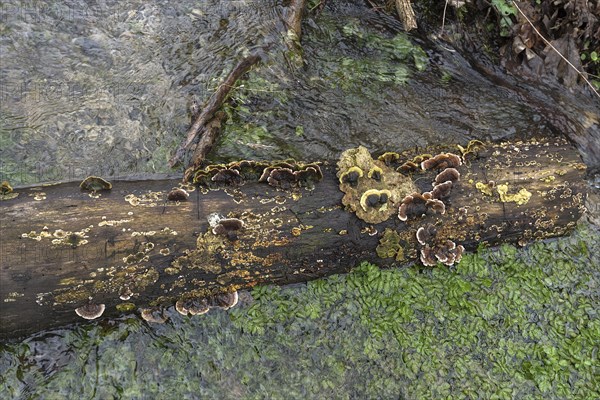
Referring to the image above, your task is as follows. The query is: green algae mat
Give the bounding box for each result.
[1,223,599,399]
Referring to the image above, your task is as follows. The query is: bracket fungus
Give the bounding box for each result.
[167,188,190,202]
[267,168,296,189]
[294,165,323,188]
[428,181,453,200]
[175,297,210,316]
[211,168,243,186]
[434,168,460,185]
[212,218,245,240]
[398,161,419,174]
[359,189,392,211]
[228,160,270,180]
[416,223,437,246]
[339,166,364,187]
[421,153,462,171]
[1,181,12,194]
[0,180,18,200]
[75,303,106,320]
[398,192,445,221]
[80,176,112,192]
[337,146,417,224]
[210,291,239,310]
[367,166,383,181]
[377,152,401,166]
[140,307,168,324]
[457,139,486,162]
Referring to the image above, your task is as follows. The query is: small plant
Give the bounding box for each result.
[491,0,517,37]
[580,41,600,90]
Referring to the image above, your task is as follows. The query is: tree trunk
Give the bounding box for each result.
[0,137,588,340]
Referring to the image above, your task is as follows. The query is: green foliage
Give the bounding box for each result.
[1,223,599,399]
[580,41,600,90]
[490,0,517,37]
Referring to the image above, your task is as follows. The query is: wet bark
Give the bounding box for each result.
[0,137,588,341]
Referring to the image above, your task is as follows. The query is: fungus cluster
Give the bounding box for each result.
[175,291,239,317]
[415,223,464,267]
[258,162,323,189]
[337,146,417,224]
[392,149,466,267]
[396,152,462,222]
[192,160,322,190]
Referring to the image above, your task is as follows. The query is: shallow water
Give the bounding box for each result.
[0,0,282,184]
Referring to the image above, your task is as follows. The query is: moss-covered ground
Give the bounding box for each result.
[1,223,599,399]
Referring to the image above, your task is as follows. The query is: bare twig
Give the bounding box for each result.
[441,0,449,34]
[168,54,261,168]
[511,0,599,98]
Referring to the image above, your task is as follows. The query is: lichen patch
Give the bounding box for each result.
[496,184,532,205]
[337,146,417,224]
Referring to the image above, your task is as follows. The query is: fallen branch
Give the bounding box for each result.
[168,0,308,170]
[168,54,261,169]
[396,0,417,31]
[183,111,228,183]
[286,0,306,39]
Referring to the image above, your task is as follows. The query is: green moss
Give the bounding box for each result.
[305,17,429,93]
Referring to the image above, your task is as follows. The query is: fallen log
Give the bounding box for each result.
[0,137,588,340]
